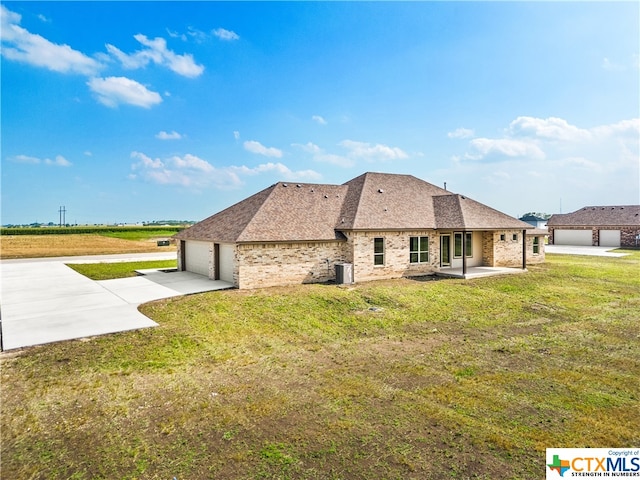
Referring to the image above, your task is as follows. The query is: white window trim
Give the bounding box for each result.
[409,236,429,264]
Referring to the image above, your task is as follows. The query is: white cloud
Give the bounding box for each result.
[106,34,204,78]
[233,131,240,140]
[1,5,102,76]
[312,115,327,125]
[339,140,409,162]
[444,116,639,215]
[466,138,546,161]
[169,154,213,172]
[130,151,320,188]
[508,116,591,142]
[12,154,41,164]
[292,142,353,167]
[87,76,162,108]
[156,130,183,140]
[231,162,321,181]
[11,154,71,166]
[447,127,474,139]
[45,155,72,167]
[213,28,239,41]
[243,140,283,158]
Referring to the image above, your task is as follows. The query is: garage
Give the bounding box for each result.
[185,241,211,277]
[553,229,592,246]
[599,230,621,247]
[218,244,235,283]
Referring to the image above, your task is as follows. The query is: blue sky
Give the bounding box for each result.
[2,1,638,225]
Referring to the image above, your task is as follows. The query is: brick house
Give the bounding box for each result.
[175,172,543,289]
[547,205,640,247]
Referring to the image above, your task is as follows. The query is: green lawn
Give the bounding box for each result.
[66,260,178,280]
[98,229,179,241]
[2,251,638,479]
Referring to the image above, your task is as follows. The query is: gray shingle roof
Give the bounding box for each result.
[176,172,530,243]
[547,205,640,227]
[433,194,531,230]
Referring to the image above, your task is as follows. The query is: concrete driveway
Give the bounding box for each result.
[0,253,232,350]
[545,245,629,257]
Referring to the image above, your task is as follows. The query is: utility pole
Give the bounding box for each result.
[59,206,66,227]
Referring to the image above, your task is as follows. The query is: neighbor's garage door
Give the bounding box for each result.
[554,229,592,246]
[218,244,235,283]
[185,241,211,276]
[599,230,621,247]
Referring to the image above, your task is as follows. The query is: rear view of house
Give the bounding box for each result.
[548,206,640,247]
[175,172,544,289]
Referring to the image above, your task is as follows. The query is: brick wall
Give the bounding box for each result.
[527,234,545,264]
[348,230,439,283]
[236,241,348,289]
[233,228,534,288]
[482,230,528,267]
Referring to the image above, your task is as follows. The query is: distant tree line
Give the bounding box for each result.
[0,226,186,236]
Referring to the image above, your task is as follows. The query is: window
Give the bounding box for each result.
[512,233,518,241]
[374,237,385,266]
[500,234,506,241]
[533,236,540,254]
[454,232,473,258]
[454,233,463,258]
[410,236,429,263]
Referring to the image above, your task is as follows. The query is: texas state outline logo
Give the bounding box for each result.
[546,448,640,479]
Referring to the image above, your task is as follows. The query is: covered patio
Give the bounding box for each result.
[436,266,528,279]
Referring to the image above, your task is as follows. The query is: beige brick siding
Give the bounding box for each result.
[236,242,348,289]
[527,234,545,264]
[182,228,537,289]
[482,230,528,267]
[348,231,439,283]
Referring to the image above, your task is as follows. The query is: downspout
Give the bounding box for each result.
[522,229,527,270]
[462,230,467,277]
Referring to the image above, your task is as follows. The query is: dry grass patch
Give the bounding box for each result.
[0,234,173,258]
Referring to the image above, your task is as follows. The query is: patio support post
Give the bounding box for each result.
[462,230,467,276]
[522,229,527,270]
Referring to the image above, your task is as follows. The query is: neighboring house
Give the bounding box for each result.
[175,172,544,289]
[547,205,640,247]
[519,214,548,230]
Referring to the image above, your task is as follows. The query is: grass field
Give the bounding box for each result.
[0,234,175,259]
[66,260,178,280]
[1,252,638,479]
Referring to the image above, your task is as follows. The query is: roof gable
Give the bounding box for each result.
[176,182,348,243]
[339,172,448,230]
[548,205,640,227]
[434,194,531,230]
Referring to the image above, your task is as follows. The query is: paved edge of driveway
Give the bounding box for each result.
[545,245,629,257]
[0,253,231,351]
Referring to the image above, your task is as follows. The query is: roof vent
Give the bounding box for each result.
[324,195,328,199]
[310,188,314,192]
[460,195,466,199]
[378,188,384,193]
[296,184,301,188]
[283,183,288,187]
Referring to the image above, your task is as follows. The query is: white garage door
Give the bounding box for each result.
[185,241,211,276]
[599,230,621,247]
[554,229,592,246]
[219,244,235,283]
